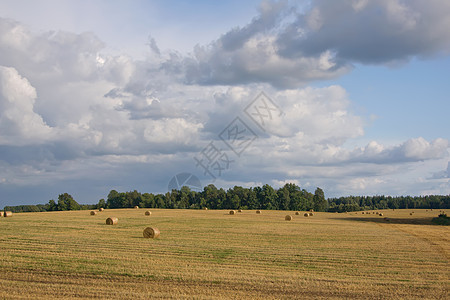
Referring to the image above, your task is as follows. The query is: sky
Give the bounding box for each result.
[0,0,449,208]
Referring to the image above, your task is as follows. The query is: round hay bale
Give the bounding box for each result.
[145,211,152,216]
[379,213,383,216]
[203,207,208,210]
[295,212,300,215]
[143,227,160,239]
[99,208,104,212]
[304,213,309,217]
[238,209,242,212]
[409,212,413,216]
[106,217,118,225]
[309,209,314,212]
[0,211,4,217]
[4,211,12,217]
[256,210,261,214]
[285,215,293,221]
[309,212,314,216]
[90,211,97,215]
[134,206,139,209]
[229,210,236,215]
[362,212,365,214]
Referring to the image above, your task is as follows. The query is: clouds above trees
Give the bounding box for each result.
[0,0,449,206]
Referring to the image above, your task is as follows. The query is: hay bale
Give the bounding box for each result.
[362,212,365,214]
[203,207,208,210]
[143,227,160,239]
[99,208,104,212]
[4,211,12,217]
[285,215,293,221]
[106,217,118,225]
[410,212,413,216]
[379,213,383,216]
[295,212,300,215]
[145,211,152,216]
[304,213,309,217]
[238,209,242,213]
[309,212,314,216]
[229,210,236,215]
[309,209,314,212]
[90,211,97,215]
[256,210,261,214]
[134,206,139,209]
[0,211,3,217]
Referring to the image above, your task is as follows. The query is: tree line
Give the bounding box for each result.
[3,184,449,213]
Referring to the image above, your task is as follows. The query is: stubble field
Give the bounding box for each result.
[0,208,448,299]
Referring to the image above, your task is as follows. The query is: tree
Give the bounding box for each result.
[313,187,327,212]
[57,193,80,211]
[97,198,106,209]
[48,199,58,211]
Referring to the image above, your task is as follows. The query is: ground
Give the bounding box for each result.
[0,208,448,299]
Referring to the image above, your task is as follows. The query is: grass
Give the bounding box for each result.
[0,209,448,299]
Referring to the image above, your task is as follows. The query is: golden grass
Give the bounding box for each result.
[0,209,448,299]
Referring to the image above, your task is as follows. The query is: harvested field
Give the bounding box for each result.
[0,209,448,299]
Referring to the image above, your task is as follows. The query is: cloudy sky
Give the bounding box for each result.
[1,0,449,207]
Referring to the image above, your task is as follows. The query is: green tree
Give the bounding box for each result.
[97,198,106,209]
[57,193,80,211]
[48,199,58,211]
[313,187,327,211]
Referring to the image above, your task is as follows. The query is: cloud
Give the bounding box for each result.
[0,66,53,145]
[0,13,449,207]
[277,0,450,64]
[159,0,450,88]
[431,161,450,179]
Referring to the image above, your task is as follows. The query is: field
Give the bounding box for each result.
[0,209,448,299]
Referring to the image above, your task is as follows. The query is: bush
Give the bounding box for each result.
[431,213,450,225]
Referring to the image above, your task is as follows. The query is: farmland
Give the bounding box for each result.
[0,209,448,299]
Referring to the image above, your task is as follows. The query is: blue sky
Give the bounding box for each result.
[0,0,449,208]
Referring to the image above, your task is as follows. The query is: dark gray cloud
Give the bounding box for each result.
[277,0,450,64]
[170,0,450,88]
